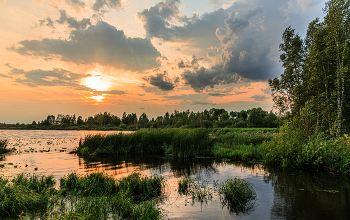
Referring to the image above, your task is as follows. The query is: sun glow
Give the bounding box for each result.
[91,95,105,102]
[82,74,110,91]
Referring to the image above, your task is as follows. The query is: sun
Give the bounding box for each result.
[91,95,105,102]
[82,75,110,91]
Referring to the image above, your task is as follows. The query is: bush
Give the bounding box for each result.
[0,139,9,154]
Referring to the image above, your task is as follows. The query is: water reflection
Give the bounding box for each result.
[264,166,350,220]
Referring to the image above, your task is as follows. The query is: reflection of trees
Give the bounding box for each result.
[263,166,350,220]
[79,155,219,178]
[169,157,218,178]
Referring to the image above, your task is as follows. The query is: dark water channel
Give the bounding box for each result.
[0,130,350,219]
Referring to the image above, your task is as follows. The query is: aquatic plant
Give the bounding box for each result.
[60,172,117,196]
[0,174,56,219]
[0,139,9,154]
[77,128,214,158]
[178,176,213,202]
[213,143,264,162]
[217,178,256,214]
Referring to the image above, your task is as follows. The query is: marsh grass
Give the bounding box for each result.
[178,176,213,203]
[216,178,256,214]
[213,144,264,162]
[0,174,57,219]
[0,172,164,219]
[77,128,214,158]
[0,139,9,154]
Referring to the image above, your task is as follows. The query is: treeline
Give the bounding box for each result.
[269,0,350,136]
[264,0,350,173]
[0,107,277,130]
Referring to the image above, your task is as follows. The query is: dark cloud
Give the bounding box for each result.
[9,21,162,71]
[140,107,145,109]
[182,66,241,91]
[92,0,122,12]
[137,0,224,49]
[163,93,206,101]
[65,0,86,11]
[191,101,215,105]
[261,87,271,95]
[138,94,145,96]
[144,72,177,91]
[94,90,126,95]
[56,10,91,30]
[207,93,226,97]
[178,55,201,69]
[251,94,268,101]
[8,68,88,88]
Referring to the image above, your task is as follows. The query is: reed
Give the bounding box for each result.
[60,172,117,196]
[77,128,214,157]
[178,176,213,202]
[213,144,264,162]
[217,178,256,213]
[0,139,9,154]
[0,174,56,219]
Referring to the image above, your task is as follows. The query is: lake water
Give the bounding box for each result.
[1,130,350,219]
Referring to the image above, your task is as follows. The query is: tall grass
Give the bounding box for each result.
[178,176,213,202]
[1,172,164,219]
[0,174,56,219]
[0,139,9,154]
[214,131,274,147]
[213,144,264,162]
[216,178,256,214]
[77,128,214,157]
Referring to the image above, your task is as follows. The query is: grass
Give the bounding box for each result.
[77,128,214,158]
[216,178,256,214]
[0,173,57,219]
[0,172,164,220]
[178,176,213,202]
[0,139,9,154]
[213,144,264,162]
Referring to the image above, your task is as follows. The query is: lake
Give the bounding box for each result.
[0,130,349,219]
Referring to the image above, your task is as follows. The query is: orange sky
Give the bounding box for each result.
[0,0,326,123]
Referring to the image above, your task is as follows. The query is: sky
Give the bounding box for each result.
[0,0,327,123]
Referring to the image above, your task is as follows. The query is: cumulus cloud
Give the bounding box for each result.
[144,72,178,91]
[182,66,241,91]
[8,68,88,88]
[138,0,323,91]
[178,55,201,69]
[137,0,225,50]
[9,21,162,71]
[92,0,123,12]
[56,10,91,29]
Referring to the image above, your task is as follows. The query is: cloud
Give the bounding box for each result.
[56,10,91,30]
[137,0,225,50]
[191,101,214,105]
[138,94,145,96]
[9,21,162,71]
[144,72,177,91]
[207,93,226,97]
[65,0,86,11]
[182,66,241,91]
[163,93,207,101]
[251,94,268,101]
[92,0,123,12]
[178,55,201,69]
[0,73,11,78]
[38,17,55,28]
[8,68,88,88]
[93,90,126,95]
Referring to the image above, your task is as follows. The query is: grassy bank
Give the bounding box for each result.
[263,118,350,174]
[77,128,214,157]
[0,172,164,219]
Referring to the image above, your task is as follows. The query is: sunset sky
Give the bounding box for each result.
[0,0,327,123]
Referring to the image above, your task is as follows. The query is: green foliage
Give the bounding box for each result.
[77,128,214,158]
[0,174,56,219]
[60,172,117,196]
[217,178,256,214]
[0,139,9,154]
[213,144,264,162]
[117,172,164,202]
[177,176,213,202]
